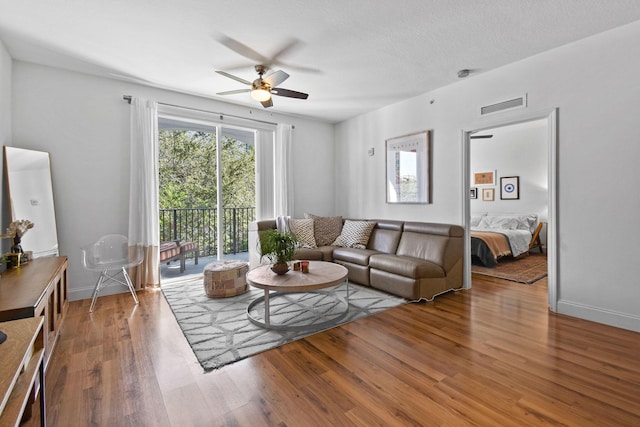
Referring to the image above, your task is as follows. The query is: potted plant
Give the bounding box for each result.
[259,229,297,275]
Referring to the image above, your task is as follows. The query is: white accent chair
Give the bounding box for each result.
[82,234,142,312]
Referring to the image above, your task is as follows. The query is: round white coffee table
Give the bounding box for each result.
[246,261,349,331]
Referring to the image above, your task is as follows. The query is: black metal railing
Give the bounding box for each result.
[160,207,255,257]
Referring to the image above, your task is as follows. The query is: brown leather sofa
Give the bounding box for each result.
[248,219,464,300]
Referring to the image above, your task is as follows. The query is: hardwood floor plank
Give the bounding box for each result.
[22,275,640,426]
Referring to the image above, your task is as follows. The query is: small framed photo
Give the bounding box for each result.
[500,176,520,200]
[482,188,494,201]
[474,171,495,186]
[470,187,478,199]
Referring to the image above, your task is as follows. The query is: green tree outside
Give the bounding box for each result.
[158,129,255,254]
[159,129,255,209]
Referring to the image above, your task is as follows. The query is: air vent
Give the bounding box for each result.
[479,94,527,116]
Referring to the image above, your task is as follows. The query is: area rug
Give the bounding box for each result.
[472,253,547,284]
[161,277,406,371]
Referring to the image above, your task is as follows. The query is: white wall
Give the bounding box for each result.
[470,119,548,223]
[335,21,640,332]
[0,40,11,253]
[11,62,334,301]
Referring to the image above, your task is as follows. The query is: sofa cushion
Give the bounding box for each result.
[294,246,334,262]
[332,247,378,266]
[367,221,403,253]
[290,218,317,248]
[369,253,445,279]
[331,220,376,249]
[305,213,343,246]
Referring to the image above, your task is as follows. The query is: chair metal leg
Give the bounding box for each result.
[89,270,107,313]
[90,267,139,312]
[122,267,140,305]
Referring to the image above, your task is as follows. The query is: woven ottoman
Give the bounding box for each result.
[203,260,249,298]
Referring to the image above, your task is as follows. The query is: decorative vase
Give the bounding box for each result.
[271,262,290,275]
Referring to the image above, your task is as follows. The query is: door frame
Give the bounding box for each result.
[461,108,558,311]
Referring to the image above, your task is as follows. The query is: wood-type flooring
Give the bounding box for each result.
[23,274,640,426]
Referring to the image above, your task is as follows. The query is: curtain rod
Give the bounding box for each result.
[122,95,293,128]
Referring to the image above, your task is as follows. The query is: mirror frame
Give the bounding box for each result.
[4,146,60,258]
[385,130,431,204]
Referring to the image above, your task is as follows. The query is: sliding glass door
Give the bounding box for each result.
[158,118,256,268]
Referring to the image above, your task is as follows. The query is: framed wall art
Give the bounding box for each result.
[500,176,520,200]
[386,130,431,204]
[482,188,494,201]
[474,171,495,186]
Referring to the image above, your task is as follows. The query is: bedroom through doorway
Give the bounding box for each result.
[468,119,549,285]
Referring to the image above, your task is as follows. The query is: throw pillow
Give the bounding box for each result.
[289,218,317,248]
[304,213,343,246]
[331,220,376,249]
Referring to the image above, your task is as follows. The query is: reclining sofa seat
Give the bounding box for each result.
[248,219,464,301]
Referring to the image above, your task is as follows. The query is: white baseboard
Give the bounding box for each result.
[557,299,640,332]
[69,285,129,302]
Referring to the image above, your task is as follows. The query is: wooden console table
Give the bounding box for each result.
[0,256,68,372]
[0,317,46,426]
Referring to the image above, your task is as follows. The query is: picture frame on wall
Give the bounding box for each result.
[500,176,520,200]
[470,187,477,199]
[482,188,494,201]
[385,130,431,204]
[474,171,495,186]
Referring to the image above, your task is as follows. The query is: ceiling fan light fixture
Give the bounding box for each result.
[251,88,271,102]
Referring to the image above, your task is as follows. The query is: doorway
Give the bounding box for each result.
[158,117,257,279]
[462,109,558,311]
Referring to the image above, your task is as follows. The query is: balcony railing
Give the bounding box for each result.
[160,207,255,258]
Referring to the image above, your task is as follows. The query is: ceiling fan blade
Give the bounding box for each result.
[268,38,301,65]
[260,98,273,108]
[272,88,309,99]
[278,63,323,74]
[217,89,251,96]
[215,70,252,86]
[263,70,289,88]
[217,35,268,64]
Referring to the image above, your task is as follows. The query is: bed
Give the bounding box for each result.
[470,213,538,267]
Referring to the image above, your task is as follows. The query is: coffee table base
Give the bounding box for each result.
[247,283,350,331]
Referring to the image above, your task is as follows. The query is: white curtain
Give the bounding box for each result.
[129,97,160,288]
[274,123,293,217]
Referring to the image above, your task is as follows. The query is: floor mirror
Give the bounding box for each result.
[4,146,59,258]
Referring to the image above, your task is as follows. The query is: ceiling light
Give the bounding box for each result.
[251,88,271,102]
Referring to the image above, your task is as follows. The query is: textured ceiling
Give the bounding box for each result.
[1,1,640,123]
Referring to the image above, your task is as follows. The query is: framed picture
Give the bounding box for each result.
[482,188,494,201]
[385,130,431,204]
[500,176,520,200]
[470,187,477,199]
[474,171,495,186]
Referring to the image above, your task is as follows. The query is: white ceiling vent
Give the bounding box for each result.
[479,94,527,116]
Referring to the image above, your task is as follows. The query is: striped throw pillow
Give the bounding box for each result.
[290,218,317,248]
[331,220,376,249]
[304,213,343,246]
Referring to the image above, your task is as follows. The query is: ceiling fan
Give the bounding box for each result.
[216,64,309,108]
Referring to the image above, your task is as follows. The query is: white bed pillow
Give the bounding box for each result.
[477,214,538,233]
[470,212,487,227]
[478,216,519,230]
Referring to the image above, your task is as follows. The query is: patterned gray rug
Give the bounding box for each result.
[161,276,406,371]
